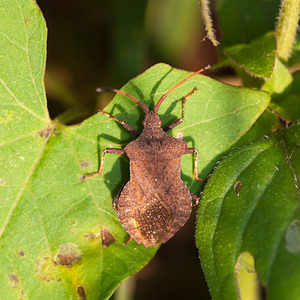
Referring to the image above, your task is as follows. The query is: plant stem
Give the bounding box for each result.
[276,0,300,61]
[199,0,219,46]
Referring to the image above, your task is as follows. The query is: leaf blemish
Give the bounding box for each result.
[101,226,115,247]
[35,256,60,282]
[176,132,184,140]
[285,220,300,253]
[18,250,24,256]
[234,181,243,196]
[38,124,55,139]
[77,286,87,300]
[55,243,82,267]
[80,160,90,167]
[9,273,19,288]
[0,178,5,185]
[84,232,96,240]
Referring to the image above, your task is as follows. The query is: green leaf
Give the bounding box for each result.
[230,110,277,149]
[287,39,300,66]
[0,2,157,299]
[223,32,276,80]
[263,57,293,95]
[0,0,49,143]
[216,0,281,46]
[196,122,300,300]
[269,71,300,122]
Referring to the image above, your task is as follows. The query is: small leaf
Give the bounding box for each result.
[224,32,276,79]
[196,122,300,300]
[269,71,300,122]
[263,57,293,94]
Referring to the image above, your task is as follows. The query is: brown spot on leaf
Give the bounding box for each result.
[18,250,24,256]
[55,243,82,267]
[77,286,87,300]
[234,181,243,196]
[80,161,90,167]
[84,233,96,240]
[101,226,115,247]
[38,124,55,139]
[9,273,19,288]
[35,256,60,282]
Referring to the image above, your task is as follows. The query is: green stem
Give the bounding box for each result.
[199,0,219,46]
[276,0,300,61]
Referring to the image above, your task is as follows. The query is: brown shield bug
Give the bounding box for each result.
[84,66,208,247]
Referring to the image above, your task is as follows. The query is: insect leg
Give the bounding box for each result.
[83,148,125,179]
[112,182,127,212]
[163,89,197,132]
[99,108,139,137]
[184,147,205,182]
[189,191,200,205]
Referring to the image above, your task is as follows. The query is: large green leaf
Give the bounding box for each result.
[196,122,300,300]
[0,2,157,299]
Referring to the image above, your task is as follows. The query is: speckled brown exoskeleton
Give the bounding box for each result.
[84,67,208,247]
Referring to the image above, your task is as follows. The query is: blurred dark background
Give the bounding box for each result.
[36,0,217,299]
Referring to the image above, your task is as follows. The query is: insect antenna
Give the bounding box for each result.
[96,88,149,114]
[154,65,210,113]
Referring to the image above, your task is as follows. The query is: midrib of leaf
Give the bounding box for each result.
[0,124,54,240]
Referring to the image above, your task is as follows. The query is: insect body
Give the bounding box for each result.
[84,67,207,247]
